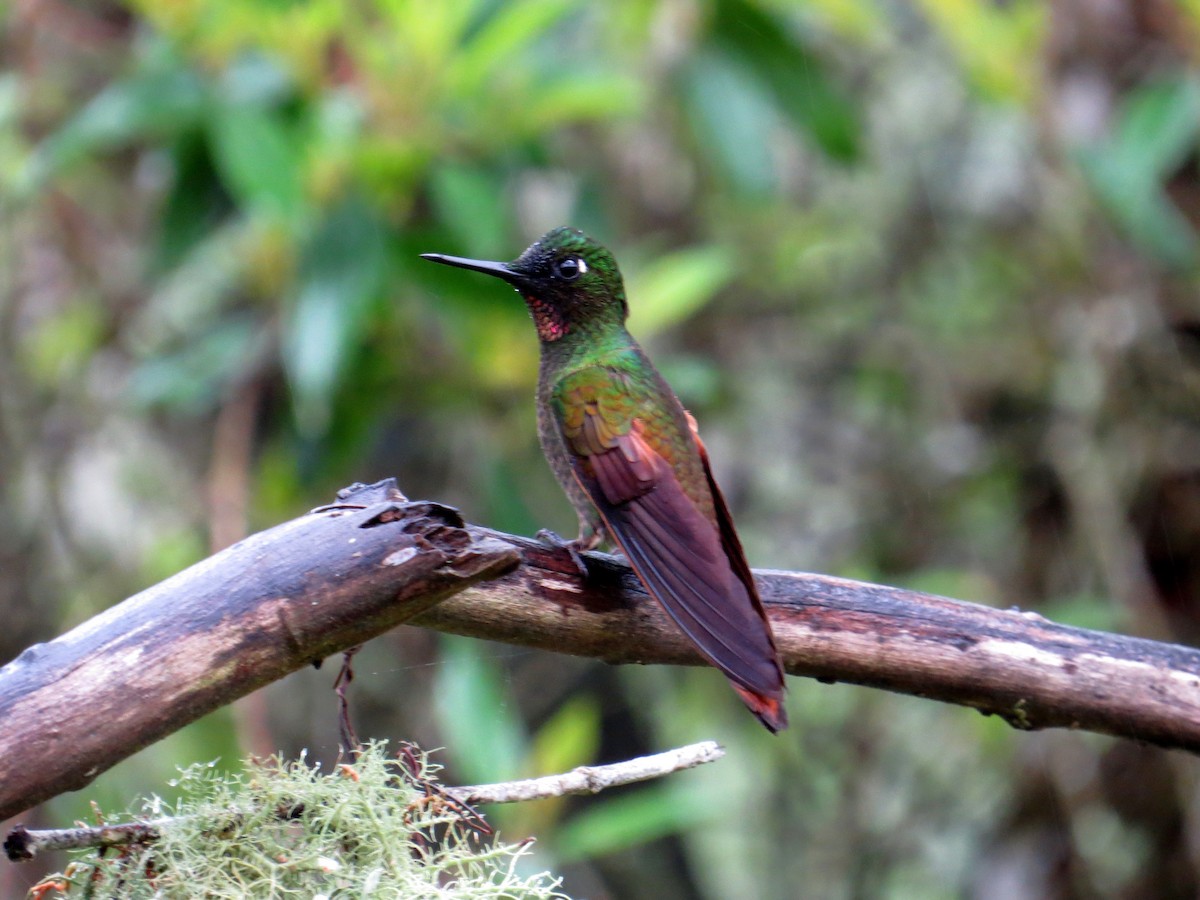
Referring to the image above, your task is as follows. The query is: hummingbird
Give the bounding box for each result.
[421,227,787,732]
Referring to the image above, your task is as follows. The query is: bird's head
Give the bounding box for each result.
[422,227,627,343]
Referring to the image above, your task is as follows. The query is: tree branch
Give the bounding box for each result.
[4,741,724,861]
[0,483,519,822]
[2,479,1198,823]
[448,740,725,805]
[418,528,1200,754]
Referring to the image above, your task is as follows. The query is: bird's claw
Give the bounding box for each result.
[537,529,590,579]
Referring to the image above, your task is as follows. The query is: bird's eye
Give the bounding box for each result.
[554,256,587,281]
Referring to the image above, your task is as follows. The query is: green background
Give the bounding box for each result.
[3,1,1200,896]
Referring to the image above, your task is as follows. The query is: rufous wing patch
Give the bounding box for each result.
[587,422,657,506]
[553,372,788,731]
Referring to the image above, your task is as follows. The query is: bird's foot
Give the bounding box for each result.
[536,529,590,579]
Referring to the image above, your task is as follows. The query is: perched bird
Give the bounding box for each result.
[421,227,787,731]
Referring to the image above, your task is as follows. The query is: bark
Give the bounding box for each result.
[0,484,519,822]
[430,530,1200,752]
[2,479,1199,823]
[449,740,726,805]
[5,741,724,860]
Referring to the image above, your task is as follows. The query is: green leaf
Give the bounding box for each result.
[1112,78,1200,178]
[656,355,721,407]
[23,299,107,386]
[916,0,1045,102]
[555,786,710,863]
[429,162,510,259]
[433,636,528,785]
[483,456,543,538]
[521,71,643,129]
[1079,147,1195,268]
[155,132,234,273]
[530,696,600,779]
[282,196,386,434]
[709,0,860,163]
[128,316,263,413]
[1040,592,1122,634]
[209,102,304,221]
[26,66,205,189]
[683,50,778,196]
[219,52,294,108]
[132,220,247,359]
[626,245,736,336]
[1077,78,1200,270]
[453,0,580,96]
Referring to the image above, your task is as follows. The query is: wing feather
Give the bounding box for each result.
[601,440,783,693]
[689,417,784,658]
[553,370,787,729]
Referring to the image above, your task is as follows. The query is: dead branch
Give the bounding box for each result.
[4,819,168,861]
[418,528,1200,755]
[2,478,1199,824]
[0,482,519,822]
[3,741,723,861]
[448,740,725,804]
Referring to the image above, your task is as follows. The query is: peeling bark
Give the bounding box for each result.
[420,531,1200,752]
[0,484,519,821]
[2,479,1199,823]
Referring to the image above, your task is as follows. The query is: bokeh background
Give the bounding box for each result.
[3,0,1200,897]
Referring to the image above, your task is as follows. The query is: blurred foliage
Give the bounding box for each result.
[4,0,1200,897]
[1078,76,1200,269]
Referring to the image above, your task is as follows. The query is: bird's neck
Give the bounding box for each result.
[538,317,635,376]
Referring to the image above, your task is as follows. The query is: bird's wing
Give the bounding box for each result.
[552,368,786,729]
[684,412,786,714]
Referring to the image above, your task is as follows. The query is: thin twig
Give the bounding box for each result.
[334,646,362,755]
[448,740,726,805]
[5,820,167,861]
[3,741,725,861]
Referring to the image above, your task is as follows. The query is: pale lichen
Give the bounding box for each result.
[34,742,569,899]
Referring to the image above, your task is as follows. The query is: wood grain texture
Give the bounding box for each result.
[3,482,1199,823]
[419,529,1200,754]
[0,491,519,821]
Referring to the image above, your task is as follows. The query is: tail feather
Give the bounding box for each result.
[734,685,788,733]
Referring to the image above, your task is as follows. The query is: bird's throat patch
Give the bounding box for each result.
[526,295,568,342]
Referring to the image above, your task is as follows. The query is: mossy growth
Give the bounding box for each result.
[35,742,568,899]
